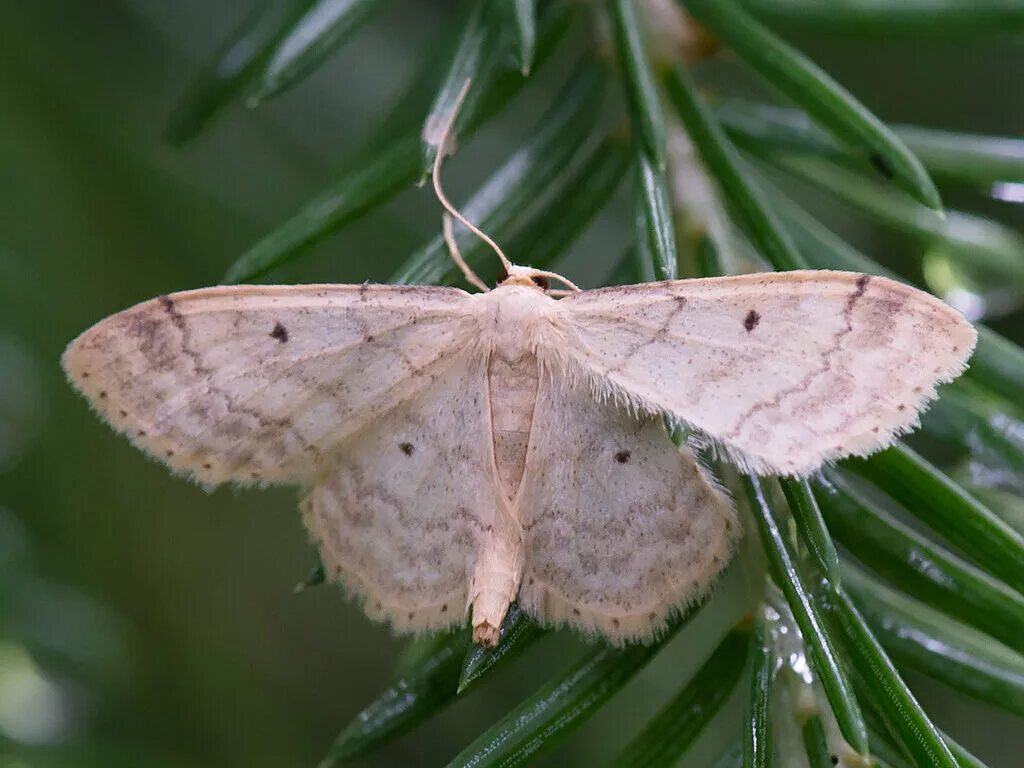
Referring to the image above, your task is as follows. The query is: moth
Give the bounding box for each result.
[62,259,976,646]
[62,86,976,647]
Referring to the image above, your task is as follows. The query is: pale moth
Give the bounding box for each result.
[62,97,976,648]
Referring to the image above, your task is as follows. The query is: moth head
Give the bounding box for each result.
[500,265,548,289]
[499,265,581,294]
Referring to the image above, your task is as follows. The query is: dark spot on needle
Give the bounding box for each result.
[744,309,760,332]
[400,442,414,456]
[615,450,631,464]
[271,322,288,343]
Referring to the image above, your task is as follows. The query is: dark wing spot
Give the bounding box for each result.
[81,372,90,378]
[119,410,127,418]
[572,608,581,616]
[165,450,174,457]
[441,604,448,613]
[270,322,288,343]
[99,391,108,399]
[614,450,631,464]
[611,618,620,628]
[744,309,760,332]
[203,463,212,470]
[869,153,894,179]
[399,442,414,456]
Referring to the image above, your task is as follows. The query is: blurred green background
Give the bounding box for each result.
[1,2,1023,767]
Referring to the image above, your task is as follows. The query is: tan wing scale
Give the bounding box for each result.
[555,270,976,476]
[514,369,739,644]
[302,353,503,633]
[62,284,475,485]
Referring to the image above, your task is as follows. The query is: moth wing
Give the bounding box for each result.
[555,270,976,476]
[302,353,500,633]
[63,284,477,485]
[515,372,738,644]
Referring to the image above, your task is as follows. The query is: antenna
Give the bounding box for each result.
[431,79,513,291]
[443,212,488,292]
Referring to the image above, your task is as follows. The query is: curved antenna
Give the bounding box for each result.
[431,79,514,286]
[530,268,582,293]
[443,212,489,292]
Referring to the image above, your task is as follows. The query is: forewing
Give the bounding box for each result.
[63,284,476,485]
[515,373,738,644]
[556,270,976,475]
[302,354,498,633]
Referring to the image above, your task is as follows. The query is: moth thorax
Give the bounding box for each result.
[484,286,551,361]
